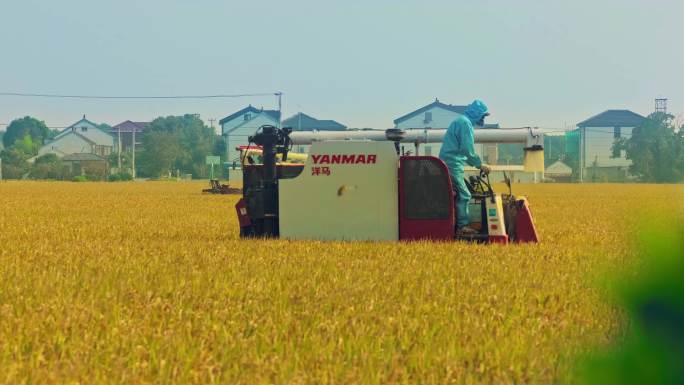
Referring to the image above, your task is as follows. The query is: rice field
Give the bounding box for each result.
[0,181,682,384]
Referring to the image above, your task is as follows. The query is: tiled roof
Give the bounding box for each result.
[282,112,347,131]
[61,153,106,162]
[55,117,100,137]
[71,132,96,145]
[577,110,647,128]
[219,105,281,125]
[111,120,150,133]
[393,99,468,125]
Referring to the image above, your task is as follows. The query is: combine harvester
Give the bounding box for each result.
[235,125,542,243]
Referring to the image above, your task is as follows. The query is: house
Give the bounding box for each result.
[61,153,108,178]
[282,112,347,131]
[282,112,347,153]
[393,99,500,159]
[545,160,573,182]
[111,121,149,152]
[220,105,281,165]
[32,116,114,161]
[576,109,647,182]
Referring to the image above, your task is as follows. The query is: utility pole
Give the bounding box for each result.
[131,127,136,179]
[117,125,122,172]
[579,127,584,183]
[275,92,282,128]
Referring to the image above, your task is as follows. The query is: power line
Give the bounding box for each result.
[0,91,279,100]
[0,123,68,129]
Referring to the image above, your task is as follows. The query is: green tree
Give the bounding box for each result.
[614,112,684,182]
[0,147,30,179]
[2,116,51,152]
[137,115,218,178]
[139,131,185,177]
[16,135,37,154]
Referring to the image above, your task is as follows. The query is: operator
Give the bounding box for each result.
[438,99,491,235]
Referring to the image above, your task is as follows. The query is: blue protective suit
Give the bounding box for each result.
[438,100,488,228]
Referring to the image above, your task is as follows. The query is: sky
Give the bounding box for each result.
[0,0,682,132]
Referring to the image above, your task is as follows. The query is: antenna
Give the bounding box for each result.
[503,171,512,196]
[275,92,282,128]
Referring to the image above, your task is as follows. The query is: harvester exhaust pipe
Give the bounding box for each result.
[256,125,279,183]
[247,125,291,237]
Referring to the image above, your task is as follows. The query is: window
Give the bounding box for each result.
[244,113,251,121]
[81,127,88,132]
[424,112,432,123]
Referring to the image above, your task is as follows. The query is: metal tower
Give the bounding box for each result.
[655,98,668,114]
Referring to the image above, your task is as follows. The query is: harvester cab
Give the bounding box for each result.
[236,125,540,244]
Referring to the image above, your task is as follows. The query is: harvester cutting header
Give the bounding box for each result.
[235,120,542,244]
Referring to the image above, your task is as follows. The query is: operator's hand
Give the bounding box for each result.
[480,165,491,175]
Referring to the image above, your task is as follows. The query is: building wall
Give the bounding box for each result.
[395,107,461,129]
[79,127,114,146]
[113,132,142,152]
[221,111,276,135]
[38,134,93,157]
[55,120,95,137]
[224,114,279,164]
[582,126,633,168]
[65,160,108,178]
[56,124,113,148]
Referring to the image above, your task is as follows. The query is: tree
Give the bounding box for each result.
[2,117,51,153]
[0,147,30,179]
[137,114,218,178]
[614,112,684,183]
[139,131,185,177]
[15,135,37,154]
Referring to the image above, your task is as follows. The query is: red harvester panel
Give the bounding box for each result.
[399,156,455,241]
[514,199,539,243]
[235,198,251,228]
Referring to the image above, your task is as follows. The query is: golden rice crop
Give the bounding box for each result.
[0,181,682,384]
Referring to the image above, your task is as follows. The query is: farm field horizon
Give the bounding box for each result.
[1,181,682,384]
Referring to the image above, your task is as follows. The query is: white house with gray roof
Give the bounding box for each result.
[393,99,500,159]
[394,99,470,130]
[220,105,281,165]
[282,112,347,153]
[30,116,113,162]
[576,109,647,181]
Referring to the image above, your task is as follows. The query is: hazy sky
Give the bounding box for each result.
[1,0,682,131]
